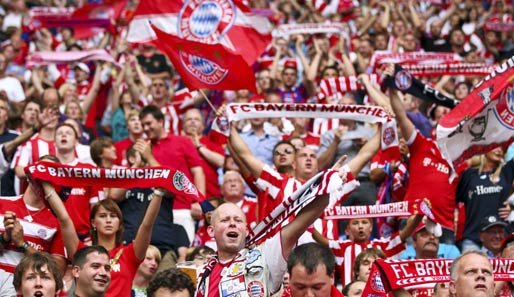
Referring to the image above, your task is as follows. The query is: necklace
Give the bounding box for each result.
[24,204,46,223]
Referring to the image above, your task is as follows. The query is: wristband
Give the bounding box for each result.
[153,189,166,197]
[196,144,204,150]
[0,232,9,246]
[45,191,56,201]
[16,241,30,253]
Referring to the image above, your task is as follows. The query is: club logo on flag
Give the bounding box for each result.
[494,84,514,129]
[394,70,412,90]
[179,51,229,85]
[178,0,235,43]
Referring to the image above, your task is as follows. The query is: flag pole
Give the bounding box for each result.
[198,89,218,114]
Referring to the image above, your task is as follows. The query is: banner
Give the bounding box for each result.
[127,0,272,65]
[436,55,514,168]
[211,103,399,160]
[272,22,346,38]
[25,161,203,202]
[27,49,119,69]
[152,26,256,92]
[362,258,514,296]
[322,199,435,221]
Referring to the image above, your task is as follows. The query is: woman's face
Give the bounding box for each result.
[137,249,160,278]
[65,102,82,120]
[91,206,120,236]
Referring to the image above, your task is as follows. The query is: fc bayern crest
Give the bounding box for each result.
[494,84,514,130]
[395,70,412,90]
[382,127,395,146]
[178,0,236,44]
[179,51,229,85]
[173,171,199,196]
[370,270,385,292]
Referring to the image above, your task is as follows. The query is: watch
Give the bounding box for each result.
[16,241,30,253]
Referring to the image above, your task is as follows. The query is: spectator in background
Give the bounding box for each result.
[147,268,195,297]
[114,109,144,167]
[136,44,171,80]
[13,252,62,297]
[132,245,161,297]
[182,108,225,199]
[478,215,507,258]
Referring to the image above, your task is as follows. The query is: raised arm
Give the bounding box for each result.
[41,182,80,258]
[347,130,380,178]
[228,123,265,179]
[384,64,415,140]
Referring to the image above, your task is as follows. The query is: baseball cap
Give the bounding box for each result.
[74,62,90,74]
[479,215,507,232]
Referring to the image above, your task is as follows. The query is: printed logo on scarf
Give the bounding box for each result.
[395,70,412,90]
[494,84,514,129]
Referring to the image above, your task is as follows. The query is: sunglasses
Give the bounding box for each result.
[274,148,294,156]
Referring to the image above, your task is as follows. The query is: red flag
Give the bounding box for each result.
[152,26,256,92]
[71,0,127,39]
[436,56,514,168]
[127,0,272,65]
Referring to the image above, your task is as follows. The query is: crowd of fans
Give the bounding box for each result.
[0,0,513,296]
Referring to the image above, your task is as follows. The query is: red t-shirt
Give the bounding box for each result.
[199,136,224,198]
[405,132,455,230]
[152,134,204,208]
[113,138,134,167]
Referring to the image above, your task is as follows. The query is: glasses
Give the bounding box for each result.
[274,148,294,156]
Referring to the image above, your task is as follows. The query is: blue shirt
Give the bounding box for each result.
[400,243,461,259]
[240,130,279,167]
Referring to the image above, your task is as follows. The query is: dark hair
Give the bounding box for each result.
[139,105,164,122]
[38,154,61,163]
[55,122,79,140]
[342,280,365,296]
[321,65,340,77]
[90,199,124,245]
[21,98,42,113]
[273,140,296,154]
[13,252,63,292]
[147,268,195,297]
[90,136,114,167]
[287,242,335,276]
[185,245,215,262]
[353,248,386,280]
[72,245,110,269]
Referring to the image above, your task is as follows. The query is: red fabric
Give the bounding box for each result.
[150,134,205,208]
[152,26,257,92]
[129,0,271,65]
[193,225,215,247]
[404,133,455,230]
[71,0,128,39]
[282,132,320,152]
[113,138,134,167]
[199,136,224,199]
[104,243,141,297]
[0,196,66,273]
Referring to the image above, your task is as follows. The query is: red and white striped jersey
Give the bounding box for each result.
[329,233,405,286]
[0,196,66,273]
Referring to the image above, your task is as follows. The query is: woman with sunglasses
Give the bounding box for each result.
[40,141,164,297]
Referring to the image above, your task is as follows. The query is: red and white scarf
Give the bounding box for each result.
[27,49,119,69]
[318,74,380,99]
[24,161,203,202]
[363,258,514,296]
[272,22,347,38]
[212,103,399,160]
[369,51,461,71]
[401,63,497,76]
[322,199,435,221]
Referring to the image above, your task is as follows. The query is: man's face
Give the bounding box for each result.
[74,68,89,83]
[22,102,40,126]
[257,70,271,91]
[346,219,372,243]
[413,229,440,258]
[449,254,494,297]
[282,68,297,88]
[151,79,168,101]
[127,115,143,135]
[19,265,57,297]
[141,114,164,141]
[357,255,376,281]
[295,147,318,180]
[55,125,78,152]
[273,143,296,171]
[182,110,203,136]
[207,203,248,257]
[220,172,245,203]
[290,263,333,297]
[73,252,111,296]
[480,226,505,255]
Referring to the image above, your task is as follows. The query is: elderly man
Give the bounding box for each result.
[449,250,495,297]
[220,170,257,228]
[478,215,507,258]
